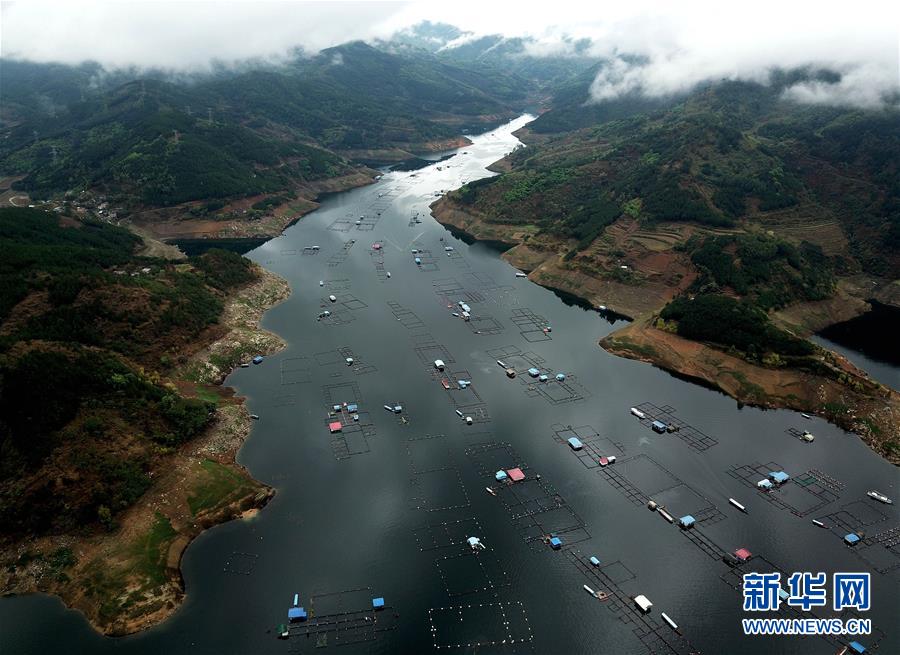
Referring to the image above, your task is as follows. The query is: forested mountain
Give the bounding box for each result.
[0,207,257,535]
[0,41,533,206]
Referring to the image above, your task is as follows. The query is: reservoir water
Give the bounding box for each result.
[2,115,898,654]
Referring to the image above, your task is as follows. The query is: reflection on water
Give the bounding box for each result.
[2,115,898,655]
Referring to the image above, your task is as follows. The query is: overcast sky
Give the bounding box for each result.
[2,1,898,106]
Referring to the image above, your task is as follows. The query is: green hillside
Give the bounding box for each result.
[0,207,257,536]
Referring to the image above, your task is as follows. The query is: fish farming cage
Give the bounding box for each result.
[369,250,390,282]
[410,466,472,512]
[465,314,505,335]
[565,552,698,655]
[323,278,352,291]
[407,433,454,474]
[465,442,590,551]
[412,248,440,272]
[630,402,719,452]
[287,587,398,647]
[317,308,355,327]
[437,369,485,402]
[445,248,469,268]
[522,373,591,406]
[453,400,492,426]
[327,415,375,460]
[678,520,727,560]
[267,389,297,408]
[300,246,320,256]
[465,442,530,480]
[222,551,258,576]
[413,517,485,552]
[727,463,841,517]
[386,300,427,330]
[599,454,684,506]
[327,217,354,232]
[509,308,552,342]
[414,341,456,367]
[323,292,368,312]
[486,345,547,373]
[551,424,626,469]
[434,547,511,598]
[280,356,312,385]
[280,248,299,256]
[850,525,900,575]
[819,500,890,534]
[326,239,356,266]
[427,601,534,651]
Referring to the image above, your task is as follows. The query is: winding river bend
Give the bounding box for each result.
[3,115,898,654]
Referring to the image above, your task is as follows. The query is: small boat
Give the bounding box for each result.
[383,405,393,412]
[801,413,811,419]
[801,431,815,442]
[867,490,893,504]
[293,593,299,606]
[630,407,646,419]
[278,623,289,639]
[250,414,260,420]
[583,584,596,596]
[455,409,463,418]
[496,360,506,368]
[240,363,250,368]
[319,280,324,286]
[328,294,337,302]
[598,305,607,311]
[386,272,391,278]
[441,379,451,389]
[486,487,497,496]
[661,612,681,634]
[515,272,527,278]
[658,507,675,523]
[812,519,827,528]
[729,498,747,513]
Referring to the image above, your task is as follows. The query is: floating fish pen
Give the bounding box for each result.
[552,424,625,469]
[427,601,533,650]
[630,402,719,452]
[728,462,841,517]
[510,307,552,342]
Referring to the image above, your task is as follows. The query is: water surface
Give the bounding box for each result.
[3,115,898,655]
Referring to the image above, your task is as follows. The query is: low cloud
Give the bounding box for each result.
[2,1,897,108]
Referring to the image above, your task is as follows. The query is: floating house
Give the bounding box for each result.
[768,471,790,485]
[329,294,337,302]
[372,597,385,611]
[679,515,696,529]
[567,437,584,451]
[844,532,861,546]
[505,367,517,378]
[556,373,566,381]
[347,403,358,413]
[527,367,540,377]
[848,640,867,653]
[288,607,307,622]
[328,421,342,433]
[434,359,445,370]
[252,355,264,365]
[634,595,653,614]
[507,468,525,482]
[589,556,600,567]
[651,420,668,433]
[538,374,549,382]
[415,257,421,265]
[734,547,753,562]
[757,479,774,491]
[549,536,563,550]
[495,470,508,482]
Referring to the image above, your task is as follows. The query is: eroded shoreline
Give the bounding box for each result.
[0,265,291,636]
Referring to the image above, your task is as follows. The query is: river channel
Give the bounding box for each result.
[2,115,898,655]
